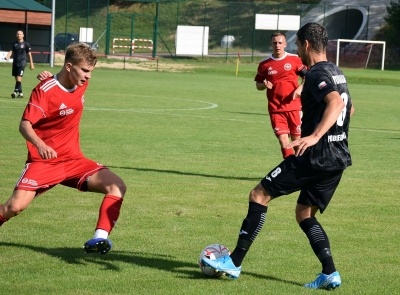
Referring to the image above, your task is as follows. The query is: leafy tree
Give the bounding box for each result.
[385,0,400,30]
[383,0,400,45]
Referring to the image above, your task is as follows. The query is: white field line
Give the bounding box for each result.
[0,98,399,133]
[0,96,217,111]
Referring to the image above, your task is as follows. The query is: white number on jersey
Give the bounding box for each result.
[336,92,348,127]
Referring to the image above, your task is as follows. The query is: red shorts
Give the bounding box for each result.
[269,110,302,136]
[15,158,108,196]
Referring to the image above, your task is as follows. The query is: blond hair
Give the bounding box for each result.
[64,43,97,67]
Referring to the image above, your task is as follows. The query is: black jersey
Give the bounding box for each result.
[10,41,31,67]
[299,61,352,171]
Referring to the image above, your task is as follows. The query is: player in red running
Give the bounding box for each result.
[255,32,307,159]
[0,43,126,254]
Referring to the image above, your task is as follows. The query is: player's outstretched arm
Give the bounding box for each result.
[292,77,305,99]
[28,52,34,70]
[256,81,266,91]
[288,91,345,156]
[4,50,12,61]
[19,120,57,159]
[292,84,303,99]
[37,71,53,80]
[256,80,273,91]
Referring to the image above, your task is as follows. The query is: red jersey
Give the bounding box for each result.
[254,53,306,113]
[22,75,88,162]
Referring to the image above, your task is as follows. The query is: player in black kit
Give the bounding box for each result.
[201,22,354,290]
[4,30,34,98]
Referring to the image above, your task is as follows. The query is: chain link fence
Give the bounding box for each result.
[40,0,378,67]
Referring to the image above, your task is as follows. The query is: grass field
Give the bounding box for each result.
[0,61,399,294]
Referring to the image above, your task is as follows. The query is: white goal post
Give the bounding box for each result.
[335,39,386,71]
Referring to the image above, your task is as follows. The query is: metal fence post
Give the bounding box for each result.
[105,13,110,55]
[87,0,90,29]
[252,2,256,63]
[225,2,231,61]
[130,14,134,56]
[153,1,160,58]
[64,0,69,50]
[202,1,207,61]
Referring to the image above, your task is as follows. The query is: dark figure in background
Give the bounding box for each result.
[5,30,35,98]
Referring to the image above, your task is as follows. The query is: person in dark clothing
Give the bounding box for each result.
[201,22,354,290]
[5,30,35,98]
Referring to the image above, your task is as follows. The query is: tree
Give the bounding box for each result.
[381,1,400,46]
[385,0,400,31]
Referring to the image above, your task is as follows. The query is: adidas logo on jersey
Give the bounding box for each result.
[59,103,67,110]
[268,67,277,75]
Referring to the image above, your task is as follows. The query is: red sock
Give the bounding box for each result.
[96,195,123,233]
[282,147,294,159]
[0,214,7,227]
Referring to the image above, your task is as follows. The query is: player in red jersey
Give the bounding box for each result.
[0,43,126,254]
[254,32,307,159]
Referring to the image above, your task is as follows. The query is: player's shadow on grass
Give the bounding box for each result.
[0,242,302,286]
[245,271,304,287]
[0,241,199,277]
[107,166,261,182]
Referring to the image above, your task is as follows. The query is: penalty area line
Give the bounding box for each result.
[85,100,218,112]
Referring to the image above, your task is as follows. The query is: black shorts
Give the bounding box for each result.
[260,155,343,213]
[12,65,25,77]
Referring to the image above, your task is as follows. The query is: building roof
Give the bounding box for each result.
[0,0,51,12]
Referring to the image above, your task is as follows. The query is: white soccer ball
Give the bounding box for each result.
[198,244,230,277]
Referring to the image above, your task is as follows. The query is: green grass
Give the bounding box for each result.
[0,63,399,294]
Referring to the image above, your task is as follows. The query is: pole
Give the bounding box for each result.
[202,2,207,62]
[236,52,240,77]
[365,44,373,69]
[225,3,231,62]
[50,0,55,67]
[153,2,160,58]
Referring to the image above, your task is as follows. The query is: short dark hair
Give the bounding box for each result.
[271,32,286,40]
[296,23,328,53]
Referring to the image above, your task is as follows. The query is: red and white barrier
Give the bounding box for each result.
[112,38,134,54]
[132,39,153,53]
[112,38,153,54]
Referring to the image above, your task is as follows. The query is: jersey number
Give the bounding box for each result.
[336,93,348,127]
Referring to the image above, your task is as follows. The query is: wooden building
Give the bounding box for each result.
[0,0,51,63]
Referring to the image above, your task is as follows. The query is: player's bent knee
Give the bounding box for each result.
[116,180,127,197]
[248,184,271,205]
[107,178,126,197]
[4,203,26,218]
[295,215,304,224]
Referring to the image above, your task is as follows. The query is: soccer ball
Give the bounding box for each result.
[198,244,230,277]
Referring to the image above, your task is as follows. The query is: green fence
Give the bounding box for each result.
[40,0,109,53]
[41,0,371,63]
[107,12,156,55]
[156,1,370,62]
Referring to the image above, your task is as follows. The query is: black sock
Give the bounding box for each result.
[15,81,21,93]
[230,202,267,267]
[299,217,336,275]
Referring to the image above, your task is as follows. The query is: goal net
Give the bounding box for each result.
[327,39,386,70]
